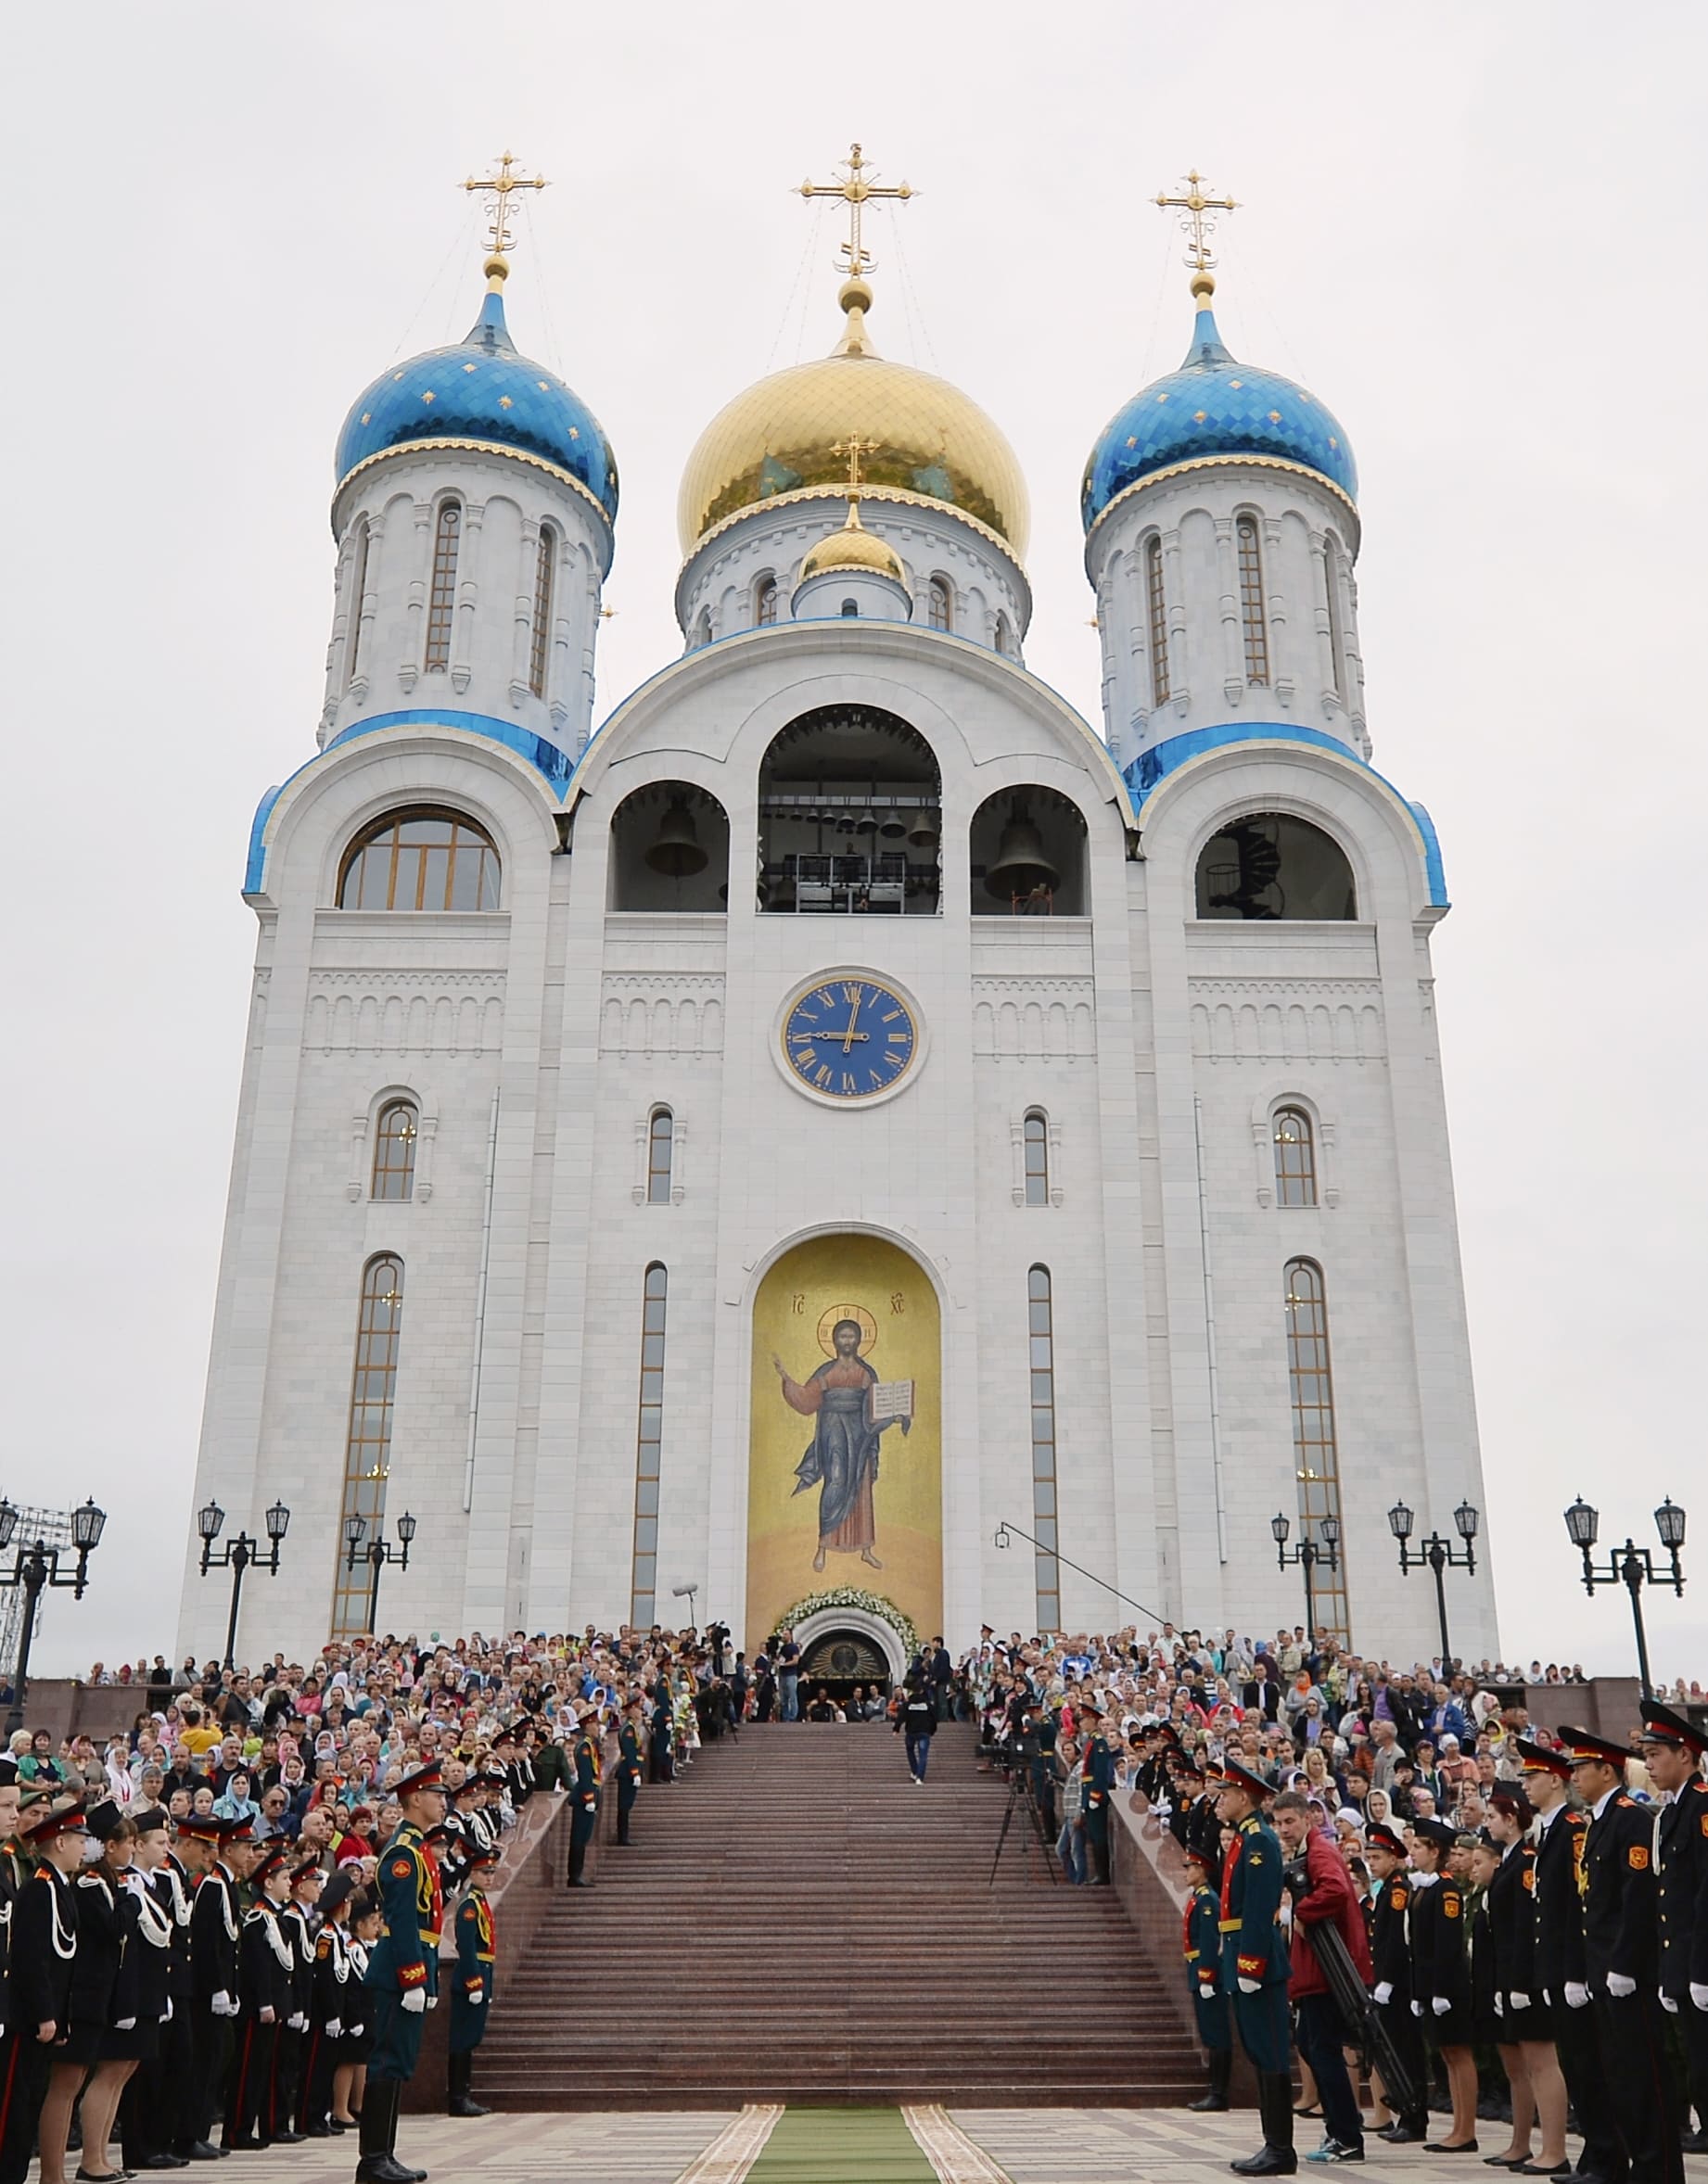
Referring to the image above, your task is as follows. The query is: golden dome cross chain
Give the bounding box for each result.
[798,142,915,280]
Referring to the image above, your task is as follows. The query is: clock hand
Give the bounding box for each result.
[840,991,863,1054]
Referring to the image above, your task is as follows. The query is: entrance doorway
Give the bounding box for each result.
[798,1625,893,1705]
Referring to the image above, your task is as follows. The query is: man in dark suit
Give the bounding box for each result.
[1559,1727,1681,2184]
[928,1639,954,1721]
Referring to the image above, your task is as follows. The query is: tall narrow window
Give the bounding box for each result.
[1322,538,1345,701]
[345,518,371,687]
[371,1100,419,1201]
[1272,1108,1317,1207]
[1028,1267,1060,1633]
[1024,1110,1050,1206]
[529,524,556,698]
[694,609,711,650]
[927,578,953,632]
[995,613,1013,658]
[424,501,461,672]
[331,1255,404,1637]
[755,576,778,628]
[629,1264,669,1628]
[646,1107,674,1205]
[1236,516,1269,685]
[1146,537,1170,705]
[1284,1259,1348,1642]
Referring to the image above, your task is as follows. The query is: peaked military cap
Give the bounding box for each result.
[1511,1736,1573,1780]
[1637,1699,1708,1756]
[1218,1759,1275,1802]
[1409,1815,1459,1852]
[1555,1726,1633,1770]
[391,1759,445,1798]
[21,1796,88,1843]
[1367,1822,1408,1859]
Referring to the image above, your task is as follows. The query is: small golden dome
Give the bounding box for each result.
[677,283,1028,557]
[797,500,907,586]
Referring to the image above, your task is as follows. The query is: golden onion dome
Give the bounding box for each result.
[797,500,907,586]
[678,277,1029,559]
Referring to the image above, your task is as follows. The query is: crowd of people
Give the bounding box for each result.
[960,1621,1706,2184]
[0,1625,729,2184]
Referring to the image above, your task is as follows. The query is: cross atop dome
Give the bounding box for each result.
[1154,168,1238,305]
[463,150,549,291]
[797,141,915,285]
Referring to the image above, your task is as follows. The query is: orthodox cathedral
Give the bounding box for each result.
[178,156,1498,1678]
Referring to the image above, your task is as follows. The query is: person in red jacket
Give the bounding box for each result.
[1273,1791,1372,2165]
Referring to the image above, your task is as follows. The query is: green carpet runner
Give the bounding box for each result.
[744,2106,938,2184]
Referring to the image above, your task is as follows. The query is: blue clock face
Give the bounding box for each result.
[782,976,919,1101]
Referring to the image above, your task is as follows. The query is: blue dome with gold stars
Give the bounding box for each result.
[1082,300,1355,533]
[336,288,618,523]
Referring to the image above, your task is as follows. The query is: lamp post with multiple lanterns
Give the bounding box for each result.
[1271,1510,1340,1637]
[1387,1498,1479,1668]
[0,1496,108,1736]
[198,1498,291,1671]
[1562,1494,1686,1699]
[343,1510,418,1637]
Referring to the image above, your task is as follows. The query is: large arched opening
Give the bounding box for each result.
[1193,811,1357,921]
[607,781,731,911]
[757,704,942,916]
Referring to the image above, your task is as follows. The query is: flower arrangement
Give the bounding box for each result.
[778,1586,920,1664]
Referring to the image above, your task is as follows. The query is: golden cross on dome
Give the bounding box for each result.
[831,431,880,499]
[1154,169,1238,283]
[798,142,915,281]
[463,151,549,287]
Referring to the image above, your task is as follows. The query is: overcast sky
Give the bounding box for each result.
[4,5,1704,1682]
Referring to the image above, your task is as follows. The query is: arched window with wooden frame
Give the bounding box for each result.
[338,807,501,911]
[646,1106,674,1205]
[1283,1257,1348,1642]
[1236,515,1269,685]
[330,1253,405,1637]
[629,1263,669,1628]
[1272,1107,1317,1207]
[1028,1266,1061,1633]
[371,1099,419,1201]
[1146,536,1170,705]
[345,517,371,687]
[529,523,557,698]
[424,499,462,672]
[927,577,953,633]
[1024,1109,1050,1207]
[755,575,779,628]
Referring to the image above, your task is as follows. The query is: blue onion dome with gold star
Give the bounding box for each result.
[678,273,1028,558]
[335,273,618,526]
[1082,271,1356,535]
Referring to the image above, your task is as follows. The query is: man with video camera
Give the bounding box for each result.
[1273,1789,1370,2165]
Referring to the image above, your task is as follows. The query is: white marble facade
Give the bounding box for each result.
[178,263,1498,1672]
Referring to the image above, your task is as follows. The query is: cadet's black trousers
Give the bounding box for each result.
[1555,1992,1624,2181]
[1592,1987,1683,2184]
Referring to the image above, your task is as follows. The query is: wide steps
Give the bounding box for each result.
[479,1722,1191,2107]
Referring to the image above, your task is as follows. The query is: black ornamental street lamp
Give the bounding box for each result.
[344,1510,417,1637]
[1388,1498,1479,1669]
[0,1497,107,1736]
[1271,1511,1340,1636]
[198,1498,291,1671]
[1562,1494,1686,1699]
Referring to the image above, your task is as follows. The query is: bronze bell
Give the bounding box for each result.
[877,810,908,840]
[905,806,940,849]
[644,795,708,878]
[986,802,1058,901]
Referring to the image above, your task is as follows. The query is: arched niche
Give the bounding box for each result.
[758,703,941,917]
[969,785,1090,916]
[1193,810,1357,921]
[608,781,731,912]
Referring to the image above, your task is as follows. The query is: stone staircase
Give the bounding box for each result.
[476,1720,1203,2108]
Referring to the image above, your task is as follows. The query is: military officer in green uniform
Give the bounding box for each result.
[1184,1840,1234,2113]
[1215,1759,1294,2177]
[447,1842,502,2119]
[358,1759,446,2184]
[569,1705,602,1889]
[616,1702,644,1848]
[1078,1704,1115,1886]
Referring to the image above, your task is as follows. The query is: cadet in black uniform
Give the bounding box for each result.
[1078,1706,1115,1887]
[3,1799,87,2184]
[1560,1726,1682,2184]
[1367,1820,1429,2144]
[267,1856,319,2148]
[187,1813,251,2156]
[1635,1701,1708,2154]
[1406,1815,1477,2152]
[0,1761,26,2184]
[109,1805,174,2178]
[1483,1791,1568,2176]
[123,1800,196,2173]
[298,1865,358,2138]
[1183,1841,1233,2112]
[1516,1737,1622,2184]
[225,1843,295,2150]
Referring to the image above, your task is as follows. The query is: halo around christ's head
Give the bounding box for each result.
[817,1303,878,1357]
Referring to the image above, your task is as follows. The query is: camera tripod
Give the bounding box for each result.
[988,1758,1061,1887]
